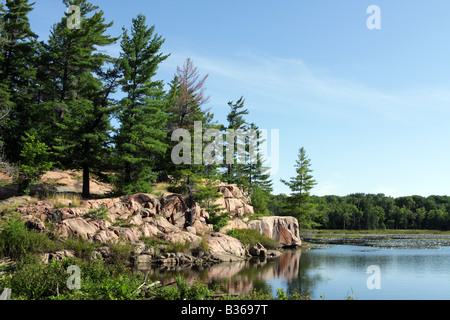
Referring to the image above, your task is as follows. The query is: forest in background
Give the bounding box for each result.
[1,0,450,232]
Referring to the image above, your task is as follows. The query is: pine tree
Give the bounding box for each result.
[167,58,217,227]
[222,96,249,185]
[114,14,169,194]
[0,3,11,124]
[245,123,273,214]
[281,147,319,229]
[221,98,273,213]
[170,58,210,129]
[0,0,39,162]
[42,0,119,198]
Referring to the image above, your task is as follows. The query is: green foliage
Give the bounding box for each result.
[208,211,231,232]
[198,235,209,253]
[13,133,53,195]
[0,0,40,163]
[113,14,169,195]
[3,256,71,300]
[155,274,211,300]
[227,228,279,250]
[164,241,190,253]
[0,214,58,259]
[308,194,450,231]
[1,256,144,300]
[250,185,270,215]
[86,204,109,221]
[280,147,319,229]
[64,237,99,260]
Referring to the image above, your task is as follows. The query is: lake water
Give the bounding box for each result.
[144,243,450,300]
[288,244,450,300]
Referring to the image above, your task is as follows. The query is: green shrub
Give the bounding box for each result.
[1,256,144,300]
[226,228,279,249]
[64,237,99,260]
[164,241,189,253]
[208,212,230,232]
[2,256,71,300]
[107,241,134,265]
[155,274,211,300]
[0,214,58,259]
[86,205,109,221]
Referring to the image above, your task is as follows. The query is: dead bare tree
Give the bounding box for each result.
[175,57,210,128]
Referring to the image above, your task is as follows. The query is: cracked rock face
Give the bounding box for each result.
[206,232,248,259]
[247,216,301,247]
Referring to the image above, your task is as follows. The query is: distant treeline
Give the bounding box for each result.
[269,193,450,231]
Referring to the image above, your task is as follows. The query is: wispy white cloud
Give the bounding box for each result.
[158,50,450,125]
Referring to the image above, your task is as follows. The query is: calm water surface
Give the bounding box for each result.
[291,244,450,300]
[144,244,450,300]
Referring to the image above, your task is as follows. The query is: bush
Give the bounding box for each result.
[2,256,70,299]
[226,228,279,249]
[86,205,109,221]
[0,214,58,259]
[208,212,230,232]
[12,133,53,195]
[155,274,211,300]
[64,237,99,260]
[1,256,145,300]
[107,241,134,265]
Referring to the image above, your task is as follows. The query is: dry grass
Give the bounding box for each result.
[151,182,171,197]
[45,192,82,208]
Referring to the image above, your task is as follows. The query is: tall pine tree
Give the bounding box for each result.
[281,147,319,228]
[114,14,169,194]
[0,0,39,162]
[41,0,119,198]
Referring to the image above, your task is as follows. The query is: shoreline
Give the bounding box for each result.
[302,231,450,249]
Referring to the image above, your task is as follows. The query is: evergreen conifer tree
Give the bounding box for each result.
[114,14,169,194]
[41,0,119,198]
[281,147,319,228]
[0,0,39,162]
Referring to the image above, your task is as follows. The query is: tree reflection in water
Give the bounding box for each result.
[138,249,321,297]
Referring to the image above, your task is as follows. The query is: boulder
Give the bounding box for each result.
[219,218,248,233]
[206,233,247,260]
[249,243,267,259]
[214,184,254,217]
[247,216,301,247]
[56,217,99,239]
[93,230,119,244]
[23,216,46,233]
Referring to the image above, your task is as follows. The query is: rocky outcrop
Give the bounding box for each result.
[7,180,303,268]
[249,243,267,259]
[247,216,301,247]
[214,184,254,217]
[219,218,249,233]
[206,232,248,261]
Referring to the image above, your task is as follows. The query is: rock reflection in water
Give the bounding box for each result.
[139,250,303,295]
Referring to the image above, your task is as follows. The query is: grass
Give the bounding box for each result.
[151,182,171,197]
[43,192,81,208]
[140,236,190,253]
[227,228,280,250]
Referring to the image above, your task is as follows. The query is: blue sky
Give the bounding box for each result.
[28,1,450,197]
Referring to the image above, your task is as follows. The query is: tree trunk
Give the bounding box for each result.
[82,164,90,199]
[185,175,194,227]
[82,140,90,199]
